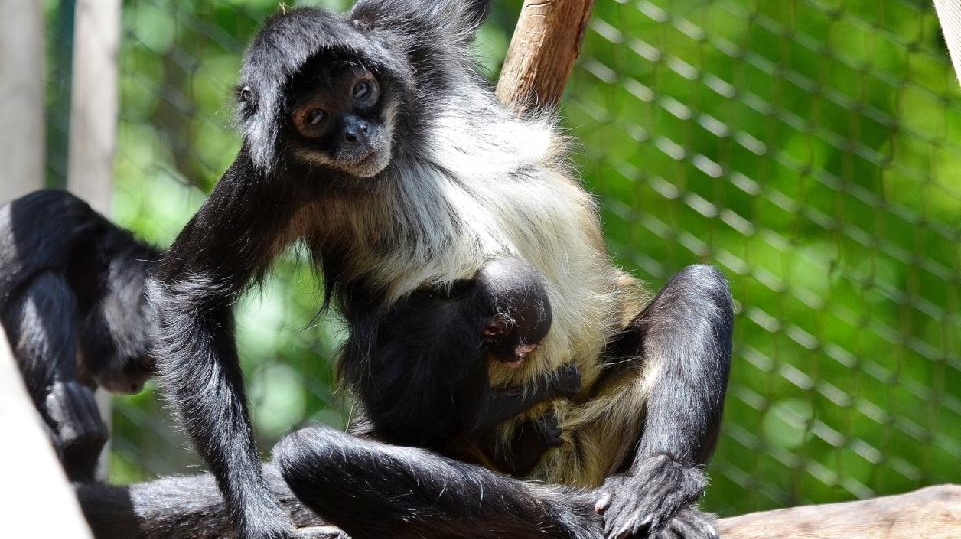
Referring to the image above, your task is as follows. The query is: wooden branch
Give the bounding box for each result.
[496,0,596,110]
[717,484,961,539]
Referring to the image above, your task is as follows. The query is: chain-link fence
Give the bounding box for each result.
[41,0,961,518]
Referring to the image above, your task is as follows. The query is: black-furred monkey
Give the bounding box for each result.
[146,1,733,538]
[0,190,159,481]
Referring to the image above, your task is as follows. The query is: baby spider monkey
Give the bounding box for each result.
[344,257,581,476]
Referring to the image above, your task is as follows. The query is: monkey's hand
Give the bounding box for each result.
[45,381,109,482]
[550,362,582,399]
[536,410,564,447]
[594,454,713,538]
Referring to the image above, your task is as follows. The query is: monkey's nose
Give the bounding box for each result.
[342,120,370,145]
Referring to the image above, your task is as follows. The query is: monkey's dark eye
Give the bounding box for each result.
[304,109,327,126]
[353,81,371,99]
[293,106,330,138]
[237,85,253,103]
[352,79,379,103]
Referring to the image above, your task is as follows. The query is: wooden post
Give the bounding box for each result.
[496,0,596,110]
[67,0,121,216]
[67,0,122,479]
[0,0,45,202]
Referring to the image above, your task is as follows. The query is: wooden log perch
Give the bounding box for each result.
[496,0,596,110]
[717,484,961,539]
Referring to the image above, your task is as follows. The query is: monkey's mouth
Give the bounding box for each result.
[339,148,389,178]
[497,344,537,369]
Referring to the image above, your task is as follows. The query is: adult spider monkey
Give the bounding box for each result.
[0,190,159,481]
[147,1,733,538]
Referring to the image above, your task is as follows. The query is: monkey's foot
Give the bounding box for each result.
[552,362,583,398]
[594,454,707,538]
[537,411,564,447]
[45,381,109,481]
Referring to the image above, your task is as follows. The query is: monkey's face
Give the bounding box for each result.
[474,258,553,368]
[285,62,395,178]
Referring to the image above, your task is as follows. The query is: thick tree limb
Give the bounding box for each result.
[496,0,596,110]
[717,484,961,539]
[78,478,960,539]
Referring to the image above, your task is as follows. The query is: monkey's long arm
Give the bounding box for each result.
[150,149,300,539]
[276,425,603,539]
[2,272,79,411]
[595,265,733,538]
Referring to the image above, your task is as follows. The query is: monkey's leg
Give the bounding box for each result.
[474,364,580,475]
[275,424,602,539]
[75,465,342,539]
[1,272,108,481]
[595,265,732,539]
[482,411,565,476]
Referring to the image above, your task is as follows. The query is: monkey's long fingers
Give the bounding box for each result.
[596,455,707,538]
[45,381,109,481]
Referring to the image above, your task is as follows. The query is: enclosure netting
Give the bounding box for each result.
[40,0,961,517]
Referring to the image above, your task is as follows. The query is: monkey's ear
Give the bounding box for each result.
[351,0,492,45]
[234,85,257,119]
[440,0,492,33]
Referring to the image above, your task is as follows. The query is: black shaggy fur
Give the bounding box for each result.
[0,190,159,481]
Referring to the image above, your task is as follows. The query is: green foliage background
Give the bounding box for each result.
[42,0,961,517]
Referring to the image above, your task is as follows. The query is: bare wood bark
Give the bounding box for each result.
[496,0,596,111]
[717,484,961,539]
[0,0,44,203]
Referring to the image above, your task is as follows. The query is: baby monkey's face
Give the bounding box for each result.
[286,61,396,178]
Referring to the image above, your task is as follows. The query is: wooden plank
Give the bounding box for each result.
[0,0,44,202]
[0,329,94,537]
